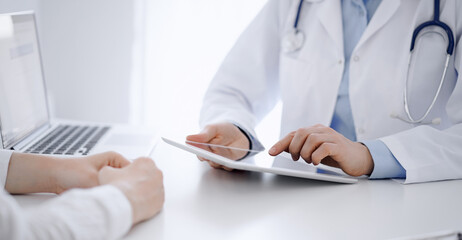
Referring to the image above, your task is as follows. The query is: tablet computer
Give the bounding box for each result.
[162,137,358,184]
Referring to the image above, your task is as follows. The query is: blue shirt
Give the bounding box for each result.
[332,0,406,178]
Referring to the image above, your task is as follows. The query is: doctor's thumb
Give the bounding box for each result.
[186,133,211,143]
[187,127,217,143]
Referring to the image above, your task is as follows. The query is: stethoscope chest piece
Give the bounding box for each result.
[282,30,305,53]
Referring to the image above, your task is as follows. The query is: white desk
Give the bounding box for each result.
[14,142,462,240]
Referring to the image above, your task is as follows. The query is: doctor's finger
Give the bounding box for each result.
[300,133,334,164]
[222,166,234,172]
[288,128,326,161]
[206,161,233,171]
[288,129,313,160]
[269,132,295,156]
[208,161,223,169]
[187,141,214,153]
[311,143,338,166]
[186,126,218,143]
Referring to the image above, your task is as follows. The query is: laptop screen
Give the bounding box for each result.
[0,13,49,149]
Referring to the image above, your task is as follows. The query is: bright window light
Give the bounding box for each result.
[144,0,281,148]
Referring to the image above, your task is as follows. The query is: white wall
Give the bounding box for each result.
[0,0,143,124]
[144,0,282,147]
[0,0,38,11]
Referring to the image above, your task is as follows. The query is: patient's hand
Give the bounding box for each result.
[98,157,165,225]
[54,152,131,193]
[5,151,131,194]
[186,122,250,171]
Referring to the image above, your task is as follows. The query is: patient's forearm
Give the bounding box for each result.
[5,153,58,194]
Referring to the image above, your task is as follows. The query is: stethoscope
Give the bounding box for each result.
[282,0,305,53]
[282,0,455,125]
[397,0,454,125]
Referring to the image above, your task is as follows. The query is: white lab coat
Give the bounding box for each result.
[200,0,462,184]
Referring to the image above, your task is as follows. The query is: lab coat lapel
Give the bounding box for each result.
[355,0,402,50]
[316,0,344,55]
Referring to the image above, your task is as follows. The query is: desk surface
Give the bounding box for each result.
[14,142,462,240]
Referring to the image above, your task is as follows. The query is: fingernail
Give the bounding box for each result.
[269,147,276,155]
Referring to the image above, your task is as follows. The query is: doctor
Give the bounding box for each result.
[187,0,462,183]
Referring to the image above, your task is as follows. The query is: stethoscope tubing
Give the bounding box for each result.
[410,0,455,55]
[293,0,304,31]
[403,54,451,124]
[404,0,455,124]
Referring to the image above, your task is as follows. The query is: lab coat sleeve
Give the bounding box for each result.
[199,0,293,138]
[380,13,462,184]
[0,185,132,240]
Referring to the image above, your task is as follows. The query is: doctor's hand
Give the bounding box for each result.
[98,157,165,225]
[268,124,374,177]
[186,122,250,171]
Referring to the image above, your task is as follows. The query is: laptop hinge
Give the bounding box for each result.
[12,124,51,151]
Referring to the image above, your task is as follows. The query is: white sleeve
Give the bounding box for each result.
[199,0,293,137]
[0,149,14,187]
[0,185,132,240]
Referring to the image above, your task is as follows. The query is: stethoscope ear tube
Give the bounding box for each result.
[293,0,304,31]
[410,23,455,55]
[410,0,455,55]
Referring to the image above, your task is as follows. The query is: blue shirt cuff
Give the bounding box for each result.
[231,123,265,152]
[362,140,406,179]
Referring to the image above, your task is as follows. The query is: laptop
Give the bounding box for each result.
[0,12,157,159]
[162,137,358,183]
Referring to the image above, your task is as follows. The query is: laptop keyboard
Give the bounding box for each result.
[25,125,110,155]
